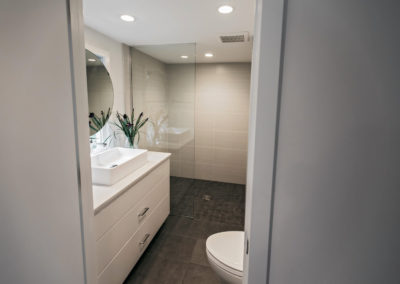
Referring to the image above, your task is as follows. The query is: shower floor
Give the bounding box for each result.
[123,177,245,284]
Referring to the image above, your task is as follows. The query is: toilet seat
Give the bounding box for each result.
[206,231,244,277]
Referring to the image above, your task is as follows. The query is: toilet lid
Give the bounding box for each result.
[206,231,244,273]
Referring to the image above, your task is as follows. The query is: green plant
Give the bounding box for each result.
[114,108,149,148]
[89,108,111,133]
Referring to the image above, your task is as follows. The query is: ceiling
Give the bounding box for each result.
[135,43,197,64]
[83,0,256,63]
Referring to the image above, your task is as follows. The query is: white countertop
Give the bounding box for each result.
[92,151,171,214]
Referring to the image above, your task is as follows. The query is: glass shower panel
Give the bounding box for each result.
[130,43,196,218]
[130,47,168,152]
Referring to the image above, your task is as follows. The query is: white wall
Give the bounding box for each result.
[247,0,400,283]
[195,63,251,184]
[84,26,130,114]
[0,0,86,283]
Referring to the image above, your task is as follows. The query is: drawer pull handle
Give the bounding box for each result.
[139,233,150,245]
[138,207,150,218]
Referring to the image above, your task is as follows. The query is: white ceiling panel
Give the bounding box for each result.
[83,0,255,63]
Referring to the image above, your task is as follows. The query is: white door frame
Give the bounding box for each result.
[68,0,288,282]
[67,0,97,283]
[244,0,286,283]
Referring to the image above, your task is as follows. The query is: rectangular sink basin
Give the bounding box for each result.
[91,147,148,186]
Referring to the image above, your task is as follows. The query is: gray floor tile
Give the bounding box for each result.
[190,239,209,267]
[126,255,187,284]
[168,216,204,239]
[151,234,197,263]
[182,264,222,284]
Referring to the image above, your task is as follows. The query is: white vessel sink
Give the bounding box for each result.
[91,147,148,186]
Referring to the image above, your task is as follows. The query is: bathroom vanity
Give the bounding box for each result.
[92,150,171,284]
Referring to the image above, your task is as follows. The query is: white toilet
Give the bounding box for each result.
[206,231,244,284]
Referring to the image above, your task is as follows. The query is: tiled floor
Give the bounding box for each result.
[124,177,246,284]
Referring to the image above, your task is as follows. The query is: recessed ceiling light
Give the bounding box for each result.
[218,5,234,14]
[120,14,135,22]
[205,53,214,58]
[181,55,189,59]
[88,58,96,62]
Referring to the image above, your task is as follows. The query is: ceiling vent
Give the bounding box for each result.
[219,32,250,43]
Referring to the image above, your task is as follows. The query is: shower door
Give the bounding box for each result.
[130,43,196,218]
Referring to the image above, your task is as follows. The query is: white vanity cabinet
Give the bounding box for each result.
[92,152,170,284]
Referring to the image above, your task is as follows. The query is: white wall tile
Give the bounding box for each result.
[132,60,250,184]
[179,161,195,179]
[194,162,215,180]
[214,149,248,168]
[211,164,247,184]
[214,131,248,150]
[195,63,251,184]
[195,147,215,163]
[195,130,214,148]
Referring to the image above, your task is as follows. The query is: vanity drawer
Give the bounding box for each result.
[96,175,169,273]
[97,195,170,284]
[95,161,169,240]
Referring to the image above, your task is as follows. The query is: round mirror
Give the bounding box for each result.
[86,49,114,136]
